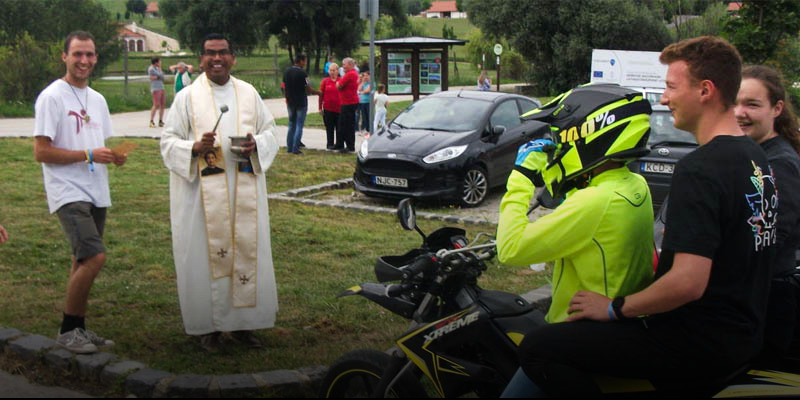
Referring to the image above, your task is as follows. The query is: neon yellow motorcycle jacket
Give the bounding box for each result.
[497,167,654,323]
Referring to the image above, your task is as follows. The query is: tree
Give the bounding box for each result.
[0,32,62,102]
[464,0,671,94]
[161,0,266,55]
[442,23,458,77]
[404,0,432,15]
[0,0,122,102]
[722,0,800,64]
[126,0,147,17]
[161,0,409,74]
[672,1,727,40]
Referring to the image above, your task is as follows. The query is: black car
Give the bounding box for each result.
[354,90,547,206]
[628,105,697,210]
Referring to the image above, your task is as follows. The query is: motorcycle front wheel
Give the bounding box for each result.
[320,349,428,398]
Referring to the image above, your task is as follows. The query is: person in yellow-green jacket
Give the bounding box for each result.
[496,84,655,397]
[498,84,655,324]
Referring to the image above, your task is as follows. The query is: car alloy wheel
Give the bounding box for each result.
[460,166,488,207]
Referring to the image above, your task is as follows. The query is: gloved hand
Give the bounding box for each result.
[515,138,555,174]
[515,139,555,169]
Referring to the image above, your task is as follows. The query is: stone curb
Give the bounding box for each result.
[270,178,496,227]
[0,324,326,398]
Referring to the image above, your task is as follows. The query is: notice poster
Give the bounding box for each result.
[419,52,442,94]
[387,52,412,94]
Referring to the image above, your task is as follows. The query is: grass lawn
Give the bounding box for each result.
[0,138,547,376]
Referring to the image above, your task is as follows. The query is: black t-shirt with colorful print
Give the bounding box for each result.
[656,135,777,365]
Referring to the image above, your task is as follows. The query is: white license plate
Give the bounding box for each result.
[642,162,674,174]
[375,176,408,188]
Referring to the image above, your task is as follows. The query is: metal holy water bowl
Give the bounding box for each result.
[229,136,250,161]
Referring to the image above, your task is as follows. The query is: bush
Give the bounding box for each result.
[0,32,62,102]
[0,100,34,118]
[465,28,525,79]
[503,51,526,81]
[375,15,426,39]
[250,78,283,99]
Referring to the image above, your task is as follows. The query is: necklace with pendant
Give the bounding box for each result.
[66,81,90,123]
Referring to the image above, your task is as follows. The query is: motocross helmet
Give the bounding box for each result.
[522,83,652,199]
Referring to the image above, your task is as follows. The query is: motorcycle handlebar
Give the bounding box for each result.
[402,255,436,279]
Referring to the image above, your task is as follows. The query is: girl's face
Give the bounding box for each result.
[735,78,783,144]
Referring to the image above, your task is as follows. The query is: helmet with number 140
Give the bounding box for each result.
[522,83,652,199]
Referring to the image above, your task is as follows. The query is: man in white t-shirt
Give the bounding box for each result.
[33,31,127,354]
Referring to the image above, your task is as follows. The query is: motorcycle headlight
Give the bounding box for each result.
[359,139,369,159]
[423,145,468,164]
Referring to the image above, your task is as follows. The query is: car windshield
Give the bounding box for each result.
[649,111,696,145]
[392,97,488,132]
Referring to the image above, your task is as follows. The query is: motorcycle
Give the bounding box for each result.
[320,198,800,398]
[320,198,546,398]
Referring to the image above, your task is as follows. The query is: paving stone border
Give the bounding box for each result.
[0,324,326,397]
[270,178,496,226]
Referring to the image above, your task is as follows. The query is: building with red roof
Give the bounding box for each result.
[422,1,467,19]
[145,2,159,18]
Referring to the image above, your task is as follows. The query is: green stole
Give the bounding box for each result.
[189,73,259,308]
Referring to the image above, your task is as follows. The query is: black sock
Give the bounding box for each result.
[60,313,85,334]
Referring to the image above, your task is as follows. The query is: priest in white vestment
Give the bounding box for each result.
[160,34,279,350]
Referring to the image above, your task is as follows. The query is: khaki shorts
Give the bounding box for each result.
[56,202,106,261]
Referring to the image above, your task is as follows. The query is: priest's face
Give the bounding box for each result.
[201,39,235,85]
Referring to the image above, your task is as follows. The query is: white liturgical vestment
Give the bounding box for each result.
[160,73,279,335]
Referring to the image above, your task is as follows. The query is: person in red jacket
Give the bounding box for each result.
[335,57,359,153]
[319,62,341,150]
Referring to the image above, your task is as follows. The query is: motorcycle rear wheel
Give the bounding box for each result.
[320,349,428,398]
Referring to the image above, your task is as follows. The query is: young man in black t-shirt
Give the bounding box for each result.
[282,54,320,155]
[506,36,778,397]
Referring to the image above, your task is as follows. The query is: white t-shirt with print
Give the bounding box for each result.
[34,79,113,213]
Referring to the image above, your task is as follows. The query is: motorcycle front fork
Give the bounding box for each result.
[371,348,417,397]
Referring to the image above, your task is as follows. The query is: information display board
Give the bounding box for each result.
[387,52,412,94]
[590,49,666,89]
[419,52,442,94]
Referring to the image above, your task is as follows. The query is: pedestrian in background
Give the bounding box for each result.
[335,57,359,153]
[319,62,341,150]
[169,61,194,95]
[478,69,491,91]
[148,57,166,127]
[323,56,335,78]
[373,83,389,134]
[282,54,320,155]
[357,71,372,136]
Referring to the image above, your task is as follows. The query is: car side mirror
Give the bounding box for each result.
[484,125,505,143]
